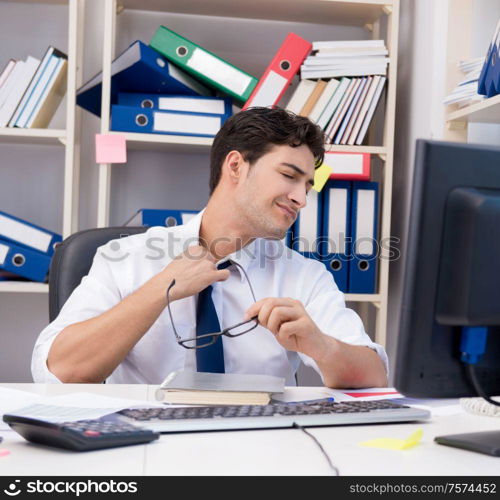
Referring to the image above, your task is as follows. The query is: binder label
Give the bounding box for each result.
[355,189,375,255]
[0,214,52,253]
[248,71,288,107]
[188,49,252,95]
[328,188,348,254]
[0,243,8,265]
[153,111,222,135]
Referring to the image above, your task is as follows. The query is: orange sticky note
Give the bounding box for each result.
[95,134,127,164]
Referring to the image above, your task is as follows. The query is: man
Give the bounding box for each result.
[32,107,388,387]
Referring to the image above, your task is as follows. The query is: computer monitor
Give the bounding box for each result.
[394,139,500,399]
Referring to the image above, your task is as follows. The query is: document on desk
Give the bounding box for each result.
[0,388,164,429]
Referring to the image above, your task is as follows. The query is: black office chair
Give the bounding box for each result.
[48,226,147,322]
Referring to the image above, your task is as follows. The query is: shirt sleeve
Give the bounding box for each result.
[296,259,389,382]
[31,245,123,383]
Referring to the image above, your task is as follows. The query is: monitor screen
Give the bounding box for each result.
[394,139,500,398]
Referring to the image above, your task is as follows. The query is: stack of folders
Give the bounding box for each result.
[124,208,198,227]
[285,40,388,145]
[155,370,285,405]
[443,57,486,107]
[291,175,379,294]
[0,211,62,283]
[111,94,233,138]
[0,47,67,128]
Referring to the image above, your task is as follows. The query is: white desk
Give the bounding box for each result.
[0,383,499,476]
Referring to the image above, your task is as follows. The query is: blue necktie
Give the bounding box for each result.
[196,260,232,373]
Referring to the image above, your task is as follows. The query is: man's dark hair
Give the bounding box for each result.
[209,107,326,194]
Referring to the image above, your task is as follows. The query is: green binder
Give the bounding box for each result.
[150,26,258,103]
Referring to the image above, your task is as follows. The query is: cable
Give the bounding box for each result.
[466,364,500,407]
[292,422,339,476]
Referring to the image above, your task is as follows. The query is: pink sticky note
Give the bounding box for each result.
[0,449,10,457]
[95,134,127,164]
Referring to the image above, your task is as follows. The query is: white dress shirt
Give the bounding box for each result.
[32,210,388,385]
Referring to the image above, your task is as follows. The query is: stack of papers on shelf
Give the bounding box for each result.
[300,39,389,79]
[443,57,486,107]
[155,370,285,405]
[0,47,67,128]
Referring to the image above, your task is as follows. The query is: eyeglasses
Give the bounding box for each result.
[166,261,259,349]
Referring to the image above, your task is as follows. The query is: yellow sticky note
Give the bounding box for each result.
[312,163,333,192]
[359,428,423,450]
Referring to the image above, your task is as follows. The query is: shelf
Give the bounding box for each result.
[0,128,66,146]
[0,282,49,293]
[446,94,500,125]
[345,293,381,303]
[108,131,385,155]
[119,0,393,26]
[109,131,212,153]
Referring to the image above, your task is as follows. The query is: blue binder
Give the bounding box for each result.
[126,209,198,227]
[0,237,51,282]
[320,180,351,293]
[117,93,232,116]
[0,210,61,257]
[77,41,212,117]
[111,105,230,138]
[348,181,379,294]
[478,23,500,97]
[292,189,322,261]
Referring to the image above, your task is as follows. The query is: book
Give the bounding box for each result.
[325,77,360,141]
[0,59,16,90]
[0,56,40,127]
[355,76,386,145]
[9,47,66,127]
[301,66,387,79]
[22,55,68,129]
[154,370,285,405]
[316,76,350,130]
[340,75,373,144]
[347,75,381,145]
[308,78,339,123]
[299,79,327,116]
[312,39,385,51]
[284,79,316,113]
[333,77,368,144]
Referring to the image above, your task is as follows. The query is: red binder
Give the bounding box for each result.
[242,33,312,110]
[324,151,371,181]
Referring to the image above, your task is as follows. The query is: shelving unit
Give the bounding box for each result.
[443,0,500,141]
[92,0,399,346]
[0,0,84,293]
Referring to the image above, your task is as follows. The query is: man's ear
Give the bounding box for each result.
[225,150,245,183]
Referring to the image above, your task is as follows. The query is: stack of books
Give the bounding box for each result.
[283,39,388,145]
[0,47,67,129]
[0,211,61,283]
[155,370,285,405]
[301,39,389,80]
[443,57,486,107]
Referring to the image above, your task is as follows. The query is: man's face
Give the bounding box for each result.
[234,144,316,239]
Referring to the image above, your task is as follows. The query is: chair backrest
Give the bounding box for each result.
[48,226,147,322]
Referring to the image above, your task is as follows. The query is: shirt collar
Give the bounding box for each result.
[179,208,259,282]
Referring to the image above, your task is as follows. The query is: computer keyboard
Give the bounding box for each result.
[117,399,430,433]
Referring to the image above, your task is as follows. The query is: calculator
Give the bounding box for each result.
[3,413,160,451]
